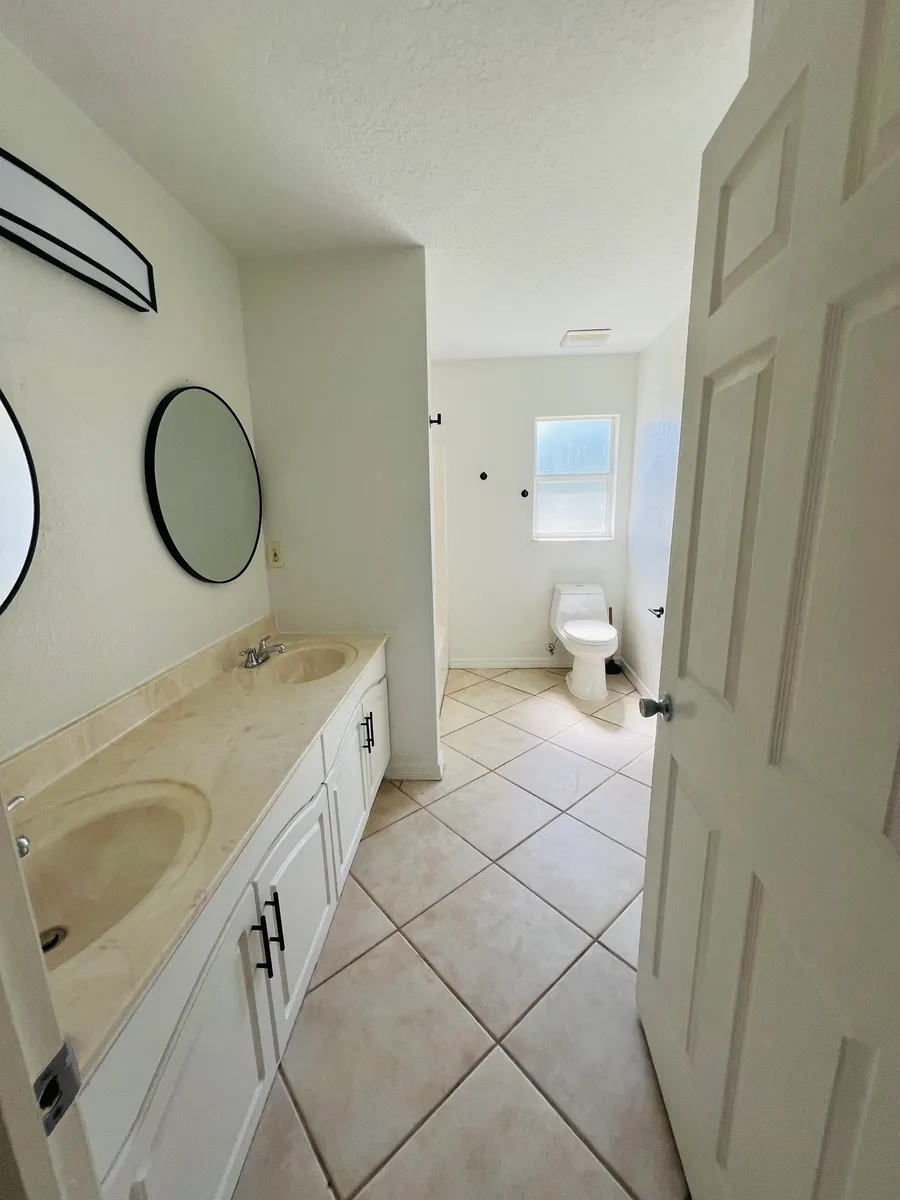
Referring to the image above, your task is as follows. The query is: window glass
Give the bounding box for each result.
[533,415,618,540]
[535,418,611,476]
[534,479,610,538]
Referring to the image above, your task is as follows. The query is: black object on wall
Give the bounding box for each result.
[0,146,156,312]
[0,384,40,618]
[145,386,262,584]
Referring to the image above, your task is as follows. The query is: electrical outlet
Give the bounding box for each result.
[265,541,285,569]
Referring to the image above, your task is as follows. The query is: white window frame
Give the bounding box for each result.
[532,414,619,542]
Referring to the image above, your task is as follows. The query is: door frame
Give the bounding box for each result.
[0,808,100,1200]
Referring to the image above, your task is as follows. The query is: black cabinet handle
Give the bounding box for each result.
[648,607,665,618]
[367,712,375,750]
[265,891,286,952]
[360,716,372,752]
[251,914,274,979]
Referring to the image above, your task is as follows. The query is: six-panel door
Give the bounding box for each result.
[254,785,337,1056]
[637,0,900,1196]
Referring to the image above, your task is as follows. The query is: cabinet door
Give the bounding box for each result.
[361,676,391,803]
[254,785,337,1056]
[327,708,370,892]
[115,887,275,1200]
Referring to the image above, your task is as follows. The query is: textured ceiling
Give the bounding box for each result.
[0,0,751,357]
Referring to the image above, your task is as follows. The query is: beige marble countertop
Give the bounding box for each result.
[12,634,387,1074]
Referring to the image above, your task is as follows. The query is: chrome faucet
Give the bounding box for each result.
[240,634,286,669]
[7,796,29,857]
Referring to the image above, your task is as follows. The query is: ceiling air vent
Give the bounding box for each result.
[560,328,612,348]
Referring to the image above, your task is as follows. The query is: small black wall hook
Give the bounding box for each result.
[648,606,665,618]
[429,413,442,426]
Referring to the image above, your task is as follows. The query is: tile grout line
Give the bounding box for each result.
[449,695,641,726]
[341,1041,497,1200]
[297,674,646,1199]
[422,795,560,864]
[277,1062,343,1199]
[439,725,653,782]
[396,927,499,1041]
[352,813,634,988]
[594,889,645,941]
[494,938,597,1042]
[315,947,636,1196]
[359,781,646,942]
[323,792,642,998]
[499,1042,645,1200]
[295,927,639,1199]
[372,802,623,941]
[306,924,398,992]
[594,939,638,974]
[443,687,641,730]
[349,859,488,939]
[563,807,648,860]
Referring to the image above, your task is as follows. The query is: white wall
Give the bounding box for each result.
[751,0,792,60]
[240,249,441,778]
[620,312,688,695]
[432,356,639,668]
[0,34,270,761]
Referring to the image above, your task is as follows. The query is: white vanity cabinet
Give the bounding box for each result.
[104,886,275,1200]
[327,706,370,891]
[90,647,391,1200]
[254,785,336,1055]
[360,676,390,803]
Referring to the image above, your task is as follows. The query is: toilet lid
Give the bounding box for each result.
[563,619,617,645]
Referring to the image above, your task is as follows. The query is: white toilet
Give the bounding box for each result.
[549,583,619,702]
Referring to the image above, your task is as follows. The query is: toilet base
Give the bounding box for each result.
[566,658,610,703]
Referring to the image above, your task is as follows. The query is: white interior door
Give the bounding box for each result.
[0,809,100,1200]
[638,0,900,1197]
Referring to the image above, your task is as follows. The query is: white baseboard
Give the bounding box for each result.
[619,658,652,698]
[387,758,442,781]
[450,656,573,670]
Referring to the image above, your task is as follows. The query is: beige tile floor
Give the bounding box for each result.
[232,667,687,1200]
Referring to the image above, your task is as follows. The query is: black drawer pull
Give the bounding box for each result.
[251,915,274,979]
[367,712,375,750]
[360,716,372,752]
[265,890,286,952]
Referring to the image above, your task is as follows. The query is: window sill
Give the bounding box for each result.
[532,534,615,543]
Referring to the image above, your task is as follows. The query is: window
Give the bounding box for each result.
[533,416,618,540]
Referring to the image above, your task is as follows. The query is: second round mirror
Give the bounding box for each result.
[145,386,262,584]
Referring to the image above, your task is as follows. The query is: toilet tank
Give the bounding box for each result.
[551,583,608,631]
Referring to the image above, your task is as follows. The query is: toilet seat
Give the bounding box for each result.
[563,619,617,648]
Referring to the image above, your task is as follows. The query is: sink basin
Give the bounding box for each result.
[17,781,210,968]
[234,640,358,685]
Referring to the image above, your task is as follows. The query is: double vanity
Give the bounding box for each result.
[9,629,391,1200]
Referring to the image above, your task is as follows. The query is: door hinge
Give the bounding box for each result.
[34,1039,81,1136]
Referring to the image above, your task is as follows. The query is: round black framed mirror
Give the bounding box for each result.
[0,385,40,617]
[145,386,262,584]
